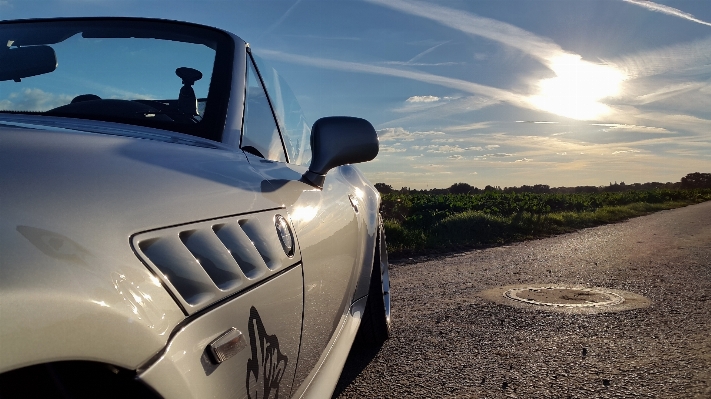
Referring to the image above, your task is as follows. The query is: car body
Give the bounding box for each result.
[0,17,390,398]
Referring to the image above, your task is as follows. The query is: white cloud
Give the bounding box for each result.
[611,150,641,155]
[63,76,158,100]
[428,145,467,153]
[448,155,464,160]
[485,153,514,158]
[406,95,440,103]
[631,82,706,105]
[1,88,73,111]
[383,61,461,66]
[459,132,710,171]
[378,127,411,141]
[609,37,711,79]
[413,164,445,169]
[443,121,492,132]
[380,146,407,153]
[616,79,711,117]
[411,144,486,153]
[622,0,711,27]
[591,123,670,133]
[515,158,532,162]
[485,145,500,150]
[392,95,460,114]
[386,96,501,126]
[377,127,445,141]
[635,112,711,136]
[416,130,446,136]
[383,96,499,126]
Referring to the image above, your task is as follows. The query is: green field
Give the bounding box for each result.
[380,188,711,257]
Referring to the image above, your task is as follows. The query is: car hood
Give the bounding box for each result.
[1,120,281,237]
[0,119,283,372]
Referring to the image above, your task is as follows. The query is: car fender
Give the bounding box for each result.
[0,230,184,374]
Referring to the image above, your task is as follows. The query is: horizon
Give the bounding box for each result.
[375,171,704,192]
[2,0,711,189]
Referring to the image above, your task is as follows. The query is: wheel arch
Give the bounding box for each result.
[0,360,161,399]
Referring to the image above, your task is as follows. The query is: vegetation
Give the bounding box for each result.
[378,173,711,257]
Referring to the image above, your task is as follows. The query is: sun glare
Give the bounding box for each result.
[529,54,626,120]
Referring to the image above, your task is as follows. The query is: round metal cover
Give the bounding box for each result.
[504,286,625,308]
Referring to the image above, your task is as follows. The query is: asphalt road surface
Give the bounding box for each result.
[334,201,711,399]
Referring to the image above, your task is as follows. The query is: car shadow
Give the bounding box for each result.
[331,340,385,398]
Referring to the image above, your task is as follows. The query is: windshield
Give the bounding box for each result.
[0,19,234,141]
[252,53,312,166]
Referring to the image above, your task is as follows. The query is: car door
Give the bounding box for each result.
[138,260,304,399]
[241,52,367,388]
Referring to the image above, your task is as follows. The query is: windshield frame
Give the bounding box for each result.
[0,17,235,142]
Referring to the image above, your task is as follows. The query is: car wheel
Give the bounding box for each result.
[357,224,391,346]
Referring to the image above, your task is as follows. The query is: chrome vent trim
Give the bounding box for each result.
[132,210,300,314]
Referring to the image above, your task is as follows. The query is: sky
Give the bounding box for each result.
[2,0,711,189]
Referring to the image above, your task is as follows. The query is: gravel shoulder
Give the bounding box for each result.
[335,201,711,398]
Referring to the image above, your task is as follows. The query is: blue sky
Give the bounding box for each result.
[3,0,711,189]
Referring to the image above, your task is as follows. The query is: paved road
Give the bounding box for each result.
[334,201,711,398]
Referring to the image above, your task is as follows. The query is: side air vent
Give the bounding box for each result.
[212,223,267,279]
[138,236,217,306]
[132,210,300,314]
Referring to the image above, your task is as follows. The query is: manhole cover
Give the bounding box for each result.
[504,286,625,308]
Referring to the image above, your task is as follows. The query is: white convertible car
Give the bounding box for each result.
[0,17,390,399]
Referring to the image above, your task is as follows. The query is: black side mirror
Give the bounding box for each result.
[302,116,379,188]
[0,45,57,82]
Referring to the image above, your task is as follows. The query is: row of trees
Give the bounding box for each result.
[374,173,711,195]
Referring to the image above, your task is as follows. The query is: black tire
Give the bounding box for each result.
[356,223,391,346]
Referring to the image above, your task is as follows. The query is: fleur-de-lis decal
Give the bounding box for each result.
[246,306,288,399]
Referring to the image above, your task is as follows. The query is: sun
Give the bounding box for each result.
[529,54,626,120]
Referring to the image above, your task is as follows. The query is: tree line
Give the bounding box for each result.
[375,172,711,195]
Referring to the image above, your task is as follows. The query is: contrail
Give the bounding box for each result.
[262,0,303,37]
[259,49,530,109]
[622,0,711,27]
[364,0,570,66]
[408,41,450,63]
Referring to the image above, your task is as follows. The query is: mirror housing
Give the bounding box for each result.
[0,45,57,82]
[302,116,379,188]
